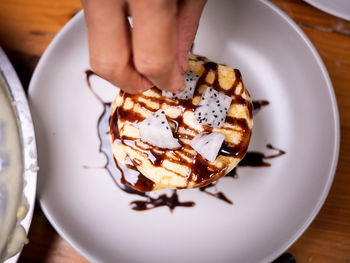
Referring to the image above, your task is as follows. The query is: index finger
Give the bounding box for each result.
[83,0,152,94]
[129,0,185,93]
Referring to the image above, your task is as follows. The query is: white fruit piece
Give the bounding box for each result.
[162,70,199,100]
[138,109,181,149]
[194,87,232,128]
[190,132,226,162]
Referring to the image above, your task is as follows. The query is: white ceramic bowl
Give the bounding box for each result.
[0,48,37,262]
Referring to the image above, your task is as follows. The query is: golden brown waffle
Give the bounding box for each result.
[109,54,253,191]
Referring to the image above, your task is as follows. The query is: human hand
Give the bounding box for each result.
[82,0,207,94]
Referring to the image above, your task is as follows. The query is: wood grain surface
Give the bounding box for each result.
[0,0,349,262]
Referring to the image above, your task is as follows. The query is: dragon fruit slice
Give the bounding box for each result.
[138,109,181,149]
[190,132,226,162]
[162,70,199,100]
[194,87,232,128]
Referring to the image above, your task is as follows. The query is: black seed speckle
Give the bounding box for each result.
[161,121,165,124]
[220,110,223,113]
[214,93,217,97]
[166,127,169,129]
[161,110,165,114]
[199,112,201,116]
[216,100,220,103]
[205,141,209,144]
[221,118,224,121]
[212,110,215,113]
[147,122,150,126]
[218,104,220,107]
[156,114,159,117]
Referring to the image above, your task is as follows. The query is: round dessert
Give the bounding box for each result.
[109,54,253,190]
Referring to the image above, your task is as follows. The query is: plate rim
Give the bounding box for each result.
[29,1,340,262]
[304,0,350,21]
[259,2,340,262]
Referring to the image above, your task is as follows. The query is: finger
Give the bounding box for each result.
[176,0,207,72]
[129,0,185,93]
[82,0,152,94]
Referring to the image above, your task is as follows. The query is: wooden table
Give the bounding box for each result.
[0,0,349,262]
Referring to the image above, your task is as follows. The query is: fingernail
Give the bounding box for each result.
[182,58,189,73]
[176,85,186,94]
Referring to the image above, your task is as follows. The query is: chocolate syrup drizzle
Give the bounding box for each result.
[253,100,270,114]
[130,190,195,211]
[85,70,195,210]
[85,68,285,211]
[112,59,252,187]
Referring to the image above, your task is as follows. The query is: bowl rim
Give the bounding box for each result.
[0,47,38,263]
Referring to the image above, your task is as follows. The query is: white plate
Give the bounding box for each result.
[28,1,339,262]
[0,48,37,263]
[304,0,350,21]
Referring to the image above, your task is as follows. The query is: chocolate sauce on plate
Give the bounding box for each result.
[199,180,233,205]
[239,144,286,167]
[253,100,270,114]
[130,191,195,211]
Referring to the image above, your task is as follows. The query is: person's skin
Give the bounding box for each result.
[82,0,207,94]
